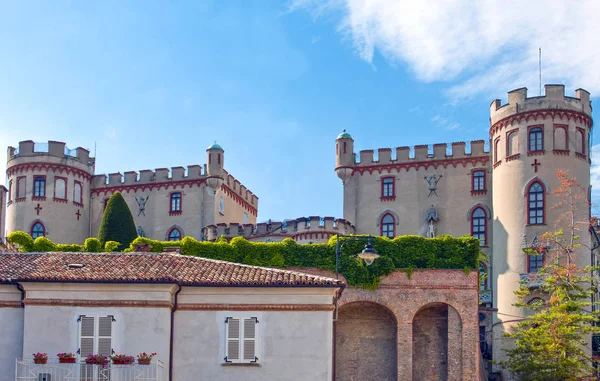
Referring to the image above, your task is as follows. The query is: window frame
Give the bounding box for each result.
[506,128,520,158]
[8,179,12,201]
[471,207,487,246]
[576,127,586,154]
[219,196,224,215]
[73,180,83,206]
[33,175,46,199]
[494,137,501,163]
[16,176,26,200]
[471,170,486,194]
[54,176,68,201]
[553,124,569,152]
[169,192,182,215]
[381,176,395,200]
[527,181,545,225]
[168,227,182,241]
[527,250,545,273]
[527,125,544,153]
[479,262,488,290]
[30,220,46,239]
[224,316,259,364]
[380,213,395,238]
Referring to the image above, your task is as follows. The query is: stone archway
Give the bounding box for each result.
[412,303,463,381]
[335,301,397,381]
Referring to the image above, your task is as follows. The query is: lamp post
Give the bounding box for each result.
[335,235,379,279]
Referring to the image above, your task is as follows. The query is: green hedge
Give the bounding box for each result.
[7,231,481,287]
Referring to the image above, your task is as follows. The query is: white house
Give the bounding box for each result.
[0,252,343,381]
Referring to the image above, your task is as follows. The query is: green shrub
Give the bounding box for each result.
[84,237,102,253]
[33,236,56,252]
[104,241,120,252]
[7,231,34,252]
[55,244,83,252]
[98,192,137,251]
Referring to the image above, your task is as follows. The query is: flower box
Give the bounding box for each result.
[33,358,48,365]
[32,353,48,365]
[59,358,77,364]
[138,359,151,365]
[111,354,135,365]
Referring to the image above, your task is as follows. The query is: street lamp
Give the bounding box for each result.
[335,235,380,279]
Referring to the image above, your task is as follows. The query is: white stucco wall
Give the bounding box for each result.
[173,310,333,381]
[0,285,24,381]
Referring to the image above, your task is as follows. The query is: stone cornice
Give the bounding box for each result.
[352,156,490,176]
[23,298,173,309]
[490,108,593,136]
[90,179,207,196]
[7,162,93,181]
[178,303,334,311]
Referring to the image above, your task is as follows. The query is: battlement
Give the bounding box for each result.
[204,216,355,241]
[355,140,488,166]
[91,165,258,206]
[7,140,95,168]
[490,85,592,126]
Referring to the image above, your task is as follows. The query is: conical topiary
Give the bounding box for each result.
[98,192,137,251]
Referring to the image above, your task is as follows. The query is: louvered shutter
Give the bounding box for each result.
[242,318,257,363]
[98,316,113,356]
[79,316,95,357]
[225,318,240,362]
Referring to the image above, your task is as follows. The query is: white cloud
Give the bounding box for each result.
[290,0,600,99]
[431,114,461,131]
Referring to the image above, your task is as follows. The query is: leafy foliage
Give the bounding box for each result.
[97,192,137,251]
[6,231,480,287]
[500,170,600,380]
[7,231,34,252]
[104,241,120,252]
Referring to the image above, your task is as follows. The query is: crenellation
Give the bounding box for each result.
[396,147,410,161]
[451,142,466,158]
[414,145,428,160]
[108,173,123,185]
[48,141,66,157]
[469,140,486,156]
[171,167,186,180]
[123,171,138,183]
[18,141,34,155]
[240,185,247,199]
[154,168,169,181]
[359,150,375,165]
[378,148,392,164]
[76,147,91,164]
[234,179,240,191]
[139,169,155,182]
[187,165,202,177]
[433,143,447,158]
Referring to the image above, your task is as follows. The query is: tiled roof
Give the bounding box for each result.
[0,252,344,287]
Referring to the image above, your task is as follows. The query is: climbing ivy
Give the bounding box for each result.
[7,232,480,288]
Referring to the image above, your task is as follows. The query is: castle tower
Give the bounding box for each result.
[335,130,354,183]
[206,142,225,191]
[490,85,593,371]
[5,141,95,244]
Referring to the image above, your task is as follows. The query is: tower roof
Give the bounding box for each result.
[207,141,223,150]
[337,129,352,139]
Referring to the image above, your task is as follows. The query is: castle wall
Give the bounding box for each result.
[0,185,7,239]
[5,141,95,244]
[341,142,492,244]
[490,85,593,377]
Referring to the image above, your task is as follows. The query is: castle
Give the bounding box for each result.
[0,84,595,379]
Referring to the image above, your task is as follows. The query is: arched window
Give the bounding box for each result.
[528,127,543,152]
[507,130,519,156]
[471,207,487,246]
[553,126,567,150]
[494,138,501,162]
[54,177,67,199]
[74,181,83,204]
[380,213,395,238]
[528,182,545,225]
[576,128,585,154]
[33,176,45,198]
[168,227,182,241]
[31,221,45,239]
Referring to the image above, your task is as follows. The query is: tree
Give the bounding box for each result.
[98,192,137,251]
[501,170,600,380]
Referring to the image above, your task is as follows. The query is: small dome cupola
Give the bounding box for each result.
[335,130,354,183]
[206,141,225,191]
[337,129,352,140]
[207,141,223,151]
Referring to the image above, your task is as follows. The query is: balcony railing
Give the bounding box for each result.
[16,358,164,381]
[479,289,492,304]
[519,273,545,288]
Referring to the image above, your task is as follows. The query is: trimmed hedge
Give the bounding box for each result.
[98,192,137,251]
[7,231,481,287]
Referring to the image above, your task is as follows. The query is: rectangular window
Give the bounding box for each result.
[17,176,26,199]
[528,126,544,152]
[243,212,248,224]
[33,176,46,198]
[472,170,485,192]
[170,192,182,212]
[381,177,395,198]
[8,180,12,201]
[225,317,258,363]
[78,315,113,377]
[528,253,544,273]
[74,181,83,205]
[219,196,224,214]
[54,177,67,200]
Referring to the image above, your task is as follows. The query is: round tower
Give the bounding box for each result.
[335,130,354,183]
[490,85,593,370]
[206,142,224,191]
[5,140,95,244]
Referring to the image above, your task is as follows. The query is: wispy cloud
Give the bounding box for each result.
[311,36,322,44]
[289,0,600,99]
[431,114,461,131]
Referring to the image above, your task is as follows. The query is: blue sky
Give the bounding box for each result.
[1,1,599,221]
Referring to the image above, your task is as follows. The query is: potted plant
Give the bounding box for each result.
[33,353,48,365]
[137,352,157,365]
[85,354,109,367]
[111,354,135,365]
[57,352,76,364]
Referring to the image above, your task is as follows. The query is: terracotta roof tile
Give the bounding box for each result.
[0,252,344,287]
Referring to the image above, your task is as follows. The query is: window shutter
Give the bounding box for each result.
[225,318,240,362]
[79,316,95,357]
[97,316,113,356]
[242,317,257,363]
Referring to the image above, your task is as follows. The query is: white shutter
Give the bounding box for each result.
[242,318,257,363]
[225,318,240,362]
[97,316,113,356]
[79,316,95,357]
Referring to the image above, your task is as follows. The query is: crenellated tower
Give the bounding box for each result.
[490,85,593,371]
[5,140,95,244]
